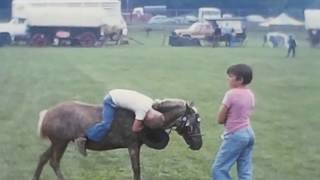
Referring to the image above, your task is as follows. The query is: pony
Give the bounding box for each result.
[33,99,202,180]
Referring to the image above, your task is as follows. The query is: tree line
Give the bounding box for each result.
[1,0,320,10]
[124,0,320,9]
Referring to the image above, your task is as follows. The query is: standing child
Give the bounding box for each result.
[211,64,255,180]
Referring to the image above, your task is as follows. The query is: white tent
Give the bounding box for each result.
[260,13,304,27]
[246,14,265,23]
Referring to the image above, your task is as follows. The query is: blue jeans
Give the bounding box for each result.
[86,95,116,142]
[211,127,255,180]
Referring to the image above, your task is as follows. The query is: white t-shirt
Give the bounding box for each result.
[109,89,153,120]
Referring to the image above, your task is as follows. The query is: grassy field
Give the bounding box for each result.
[0,29,320,180]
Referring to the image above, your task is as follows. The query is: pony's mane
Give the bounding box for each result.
[73,101,100,107]
[152,98,186,112]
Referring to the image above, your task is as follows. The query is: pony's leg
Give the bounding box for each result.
[49,142,68,180]
[128,145,141,180]
[32,145,53,180]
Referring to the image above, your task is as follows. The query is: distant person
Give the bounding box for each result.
[211,64,255,180]
[223,23,232,47]
[263,34,267,47]
[213,26,222,47]
[145,27,152,37]
[215,26,222,37]
[225,33,232,47]
[212,20,219,29]
[230,28,237,45]
[287,35,297,58]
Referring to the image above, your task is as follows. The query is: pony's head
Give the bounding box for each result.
[153,99,203,150]
[175,102,202,150]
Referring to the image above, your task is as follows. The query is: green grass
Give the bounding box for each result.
[0,30,320,180]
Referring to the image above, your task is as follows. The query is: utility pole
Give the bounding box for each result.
[126,0,129,13]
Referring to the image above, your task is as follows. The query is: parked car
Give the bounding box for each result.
[173,21,214,39]
[171,15,198,25]
[185,15,198,22]
[148,15,175,24]
[169,18,246,47]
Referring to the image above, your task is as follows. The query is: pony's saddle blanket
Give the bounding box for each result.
[141,127,169,150]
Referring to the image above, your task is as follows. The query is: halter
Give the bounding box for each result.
[166,104,203,137]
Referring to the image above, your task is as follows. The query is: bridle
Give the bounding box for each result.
[166,105,203,138]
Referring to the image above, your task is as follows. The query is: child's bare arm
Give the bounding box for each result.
[217,105,229,124]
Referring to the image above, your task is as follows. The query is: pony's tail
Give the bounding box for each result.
[37,109,48,138]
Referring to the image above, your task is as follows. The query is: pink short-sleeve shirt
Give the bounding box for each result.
[222,88,255,133]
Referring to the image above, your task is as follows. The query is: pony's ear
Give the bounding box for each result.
[186,101,194,108]
[186,101,195,113]
[152,99,162,110]
[186,102,192,113]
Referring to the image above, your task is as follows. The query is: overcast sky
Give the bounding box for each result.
[1,0,319,9]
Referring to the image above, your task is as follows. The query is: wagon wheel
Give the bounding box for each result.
[0,33,12,46]
[79,32,96,47]
[30,33,48,47]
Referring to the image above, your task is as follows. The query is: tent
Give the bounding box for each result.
[260,13,304,27]
[246,14,265,23]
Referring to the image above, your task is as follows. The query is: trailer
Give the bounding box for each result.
[198,7,221,22]
[12,0,127,47]
[305,9,320,47]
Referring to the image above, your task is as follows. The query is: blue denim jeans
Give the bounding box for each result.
[211,127,255,180]
[86,95,116,142]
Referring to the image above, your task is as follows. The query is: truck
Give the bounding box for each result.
[198,7,221,22]
[169,18,246,47]
[129,5,167,23]
[11,0,128,47]
[0,18,28,46]
[304,9,320,47]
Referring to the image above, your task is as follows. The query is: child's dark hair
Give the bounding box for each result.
[227,64,253,85]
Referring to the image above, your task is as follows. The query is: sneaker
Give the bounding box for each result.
[75,137,87,157]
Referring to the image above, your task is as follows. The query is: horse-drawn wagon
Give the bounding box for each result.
[11,0,127,47]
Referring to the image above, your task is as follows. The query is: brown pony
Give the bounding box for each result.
[33,99,202,180]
